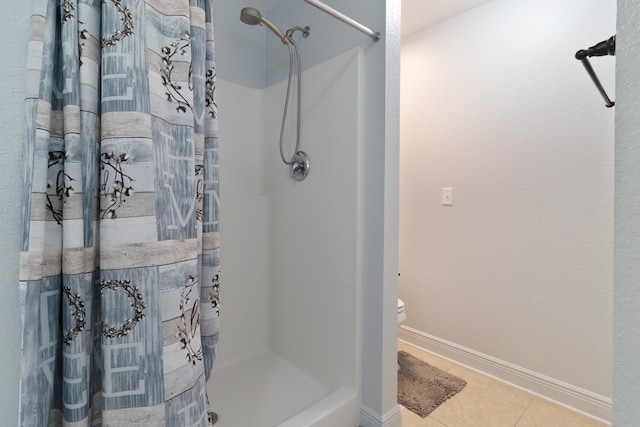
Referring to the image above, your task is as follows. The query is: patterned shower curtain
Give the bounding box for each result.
[18,0,220,425]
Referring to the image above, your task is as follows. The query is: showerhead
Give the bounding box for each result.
[240,7,288,44]
[240,7,262,25]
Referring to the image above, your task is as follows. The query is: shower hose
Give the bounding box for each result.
[279,33,303,165]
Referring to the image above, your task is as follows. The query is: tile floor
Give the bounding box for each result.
[398,341,609,427]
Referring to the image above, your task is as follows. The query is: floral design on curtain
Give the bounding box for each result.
[18,0,220,425]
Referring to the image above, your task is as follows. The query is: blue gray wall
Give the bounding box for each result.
[614,0,640,424]
[0,3,32,425]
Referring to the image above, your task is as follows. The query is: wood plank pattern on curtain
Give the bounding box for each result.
[18,0,220,425]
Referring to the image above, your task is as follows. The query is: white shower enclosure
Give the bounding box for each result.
[206,1,373,425]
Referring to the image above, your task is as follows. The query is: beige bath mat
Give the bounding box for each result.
[397,350,467,418]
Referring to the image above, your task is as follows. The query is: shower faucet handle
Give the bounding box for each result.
[290,151,310,181]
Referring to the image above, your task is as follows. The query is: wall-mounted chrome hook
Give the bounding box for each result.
[575,35,616,108]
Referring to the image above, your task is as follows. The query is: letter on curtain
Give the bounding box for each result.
[18,0,220,425]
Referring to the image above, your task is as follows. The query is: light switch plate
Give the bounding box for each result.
[442,188,453,206]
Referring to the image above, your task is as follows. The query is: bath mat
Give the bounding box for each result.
[397,350,467,418]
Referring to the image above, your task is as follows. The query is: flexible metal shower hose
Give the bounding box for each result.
[279,37,302,165]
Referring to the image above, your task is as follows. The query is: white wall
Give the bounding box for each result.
[400,0,614,409]
[614,0,640,424]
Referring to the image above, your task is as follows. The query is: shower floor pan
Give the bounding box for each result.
[207,352,357,427]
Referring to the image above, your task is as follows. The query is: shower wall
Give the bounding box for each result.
[266,48,362,392]
[399,0,613,419]
[216,0,368,391]
[215,46,363,386]
[215,0,399,425]
[212,1,273,370]
[215,81,271,369]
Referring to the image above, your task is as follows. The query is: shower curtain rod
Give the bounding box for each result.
[303,0,381,41]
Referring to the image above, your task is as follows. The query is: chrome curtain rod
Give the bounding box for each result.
[303,0,381,41]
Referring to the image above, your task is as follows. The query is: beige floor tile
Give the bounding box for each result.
[428,382,526,427]
[521,398,608,427]
[398,341,456,372]
[396,341,609,427]
[401,406,447,427]
[446,365,534,408]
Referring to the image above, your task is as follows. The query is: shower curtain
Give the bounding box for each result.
[18,0,220,425]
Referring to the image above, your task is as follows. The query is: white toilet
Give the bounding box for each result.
[397,298,406,371]
[398,298,406,325]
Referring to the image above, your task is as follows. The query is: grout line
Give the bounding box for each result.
[513,406,526,427]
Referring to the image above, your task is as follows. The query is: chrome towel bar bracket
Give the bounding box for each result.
[575,35,616,108]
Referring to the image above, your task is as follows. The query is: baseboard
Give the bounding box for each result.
[360,404,401,427]
[398,325,612,424]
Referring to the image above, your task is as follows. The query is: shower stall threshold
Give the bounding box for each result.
[207,351,342,426]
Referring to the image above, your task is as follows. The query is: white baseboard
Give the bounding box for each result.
[360,404,401,427]
[398,325,611,424]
